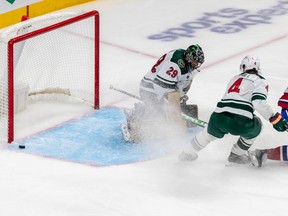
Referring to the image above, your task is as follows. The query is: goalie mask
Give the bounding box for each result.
[185,44,205,70]
[240,55,260,73]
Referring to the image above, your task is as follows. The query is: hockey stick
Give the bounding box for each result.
[181,113,207,127]
[109,85,207,128]
[109,85,141,100]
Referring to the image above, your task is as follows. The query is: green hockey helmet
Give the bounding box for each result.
[185,44,205,70]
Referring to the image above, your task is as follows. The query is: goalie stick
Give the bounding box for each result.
[109,85,207,128]
[109,85,141,100]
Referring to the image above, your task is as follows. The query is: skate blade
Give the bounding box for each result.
[225,161,252,167]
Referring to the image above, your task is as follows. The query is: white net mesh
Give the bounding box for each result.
[0,10,99,143]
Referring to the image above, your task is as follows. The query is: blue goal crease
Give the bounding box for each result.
[8,106,201,166]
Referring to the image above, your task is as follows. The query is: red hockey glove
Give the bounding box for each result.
[269,112,288,132]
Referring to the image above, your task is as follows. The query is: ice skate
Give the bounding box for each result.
[178,151,198,161]
[121,123,131,142]
[248,149,268,167]
[228,152,251,164]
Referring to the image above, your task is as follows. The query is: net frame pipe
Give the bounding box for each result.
[7,10,100,143]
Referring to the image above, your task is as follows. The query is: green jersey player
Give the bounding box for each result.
[179,55,288,164]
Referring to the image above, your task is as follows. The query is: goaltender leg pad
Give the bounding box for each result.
[122,103,169,143]
[128,117,186,143]
[165,92,182,121]
[121,104,147,143]
[165,92,186,129]
[122,95,187,143]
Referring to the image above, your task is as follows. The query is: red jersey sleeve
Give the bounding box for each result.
[278,92,288,109]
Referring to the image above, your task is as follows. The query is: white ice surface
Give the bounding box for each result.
[1,0,288,215]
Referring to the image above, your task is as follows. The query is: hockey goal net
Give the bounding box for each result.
[0,10,100,143]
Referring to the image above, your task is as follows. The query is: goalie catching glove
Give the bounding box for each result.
[269,112,288,132]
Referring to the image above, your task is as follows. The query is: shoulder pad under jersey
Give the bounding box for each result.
[170,49,189,75]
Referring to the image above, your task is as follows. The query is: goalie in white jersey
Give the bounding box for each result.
[179,55,288,164]
[121,44,205,142]
[139,44,204,106]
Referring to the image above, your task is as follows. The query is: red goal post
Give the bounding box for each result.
[0,10,100,143]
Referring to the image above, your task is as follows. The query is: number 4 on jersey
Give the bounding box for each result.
[228,78,243,93]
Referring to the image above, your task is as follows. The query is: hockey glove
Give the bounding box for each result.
[180,95,189,105]
[269,112,288,132]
